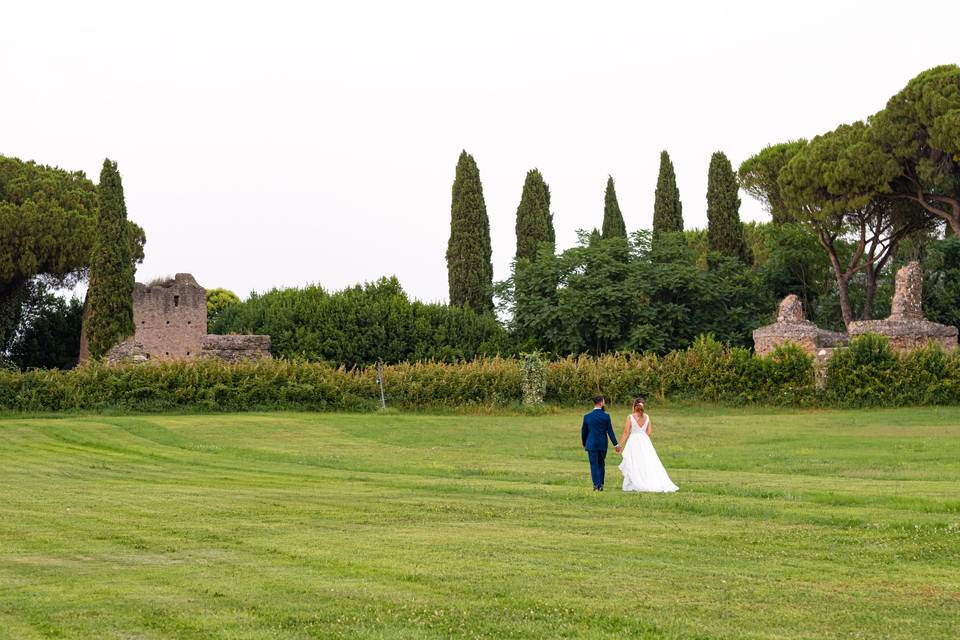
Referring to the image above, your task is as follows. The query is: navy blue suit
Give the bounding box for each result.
[581,408,618,489]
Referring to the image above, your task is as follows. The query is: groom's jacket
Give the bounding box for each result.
[581,408,618,451]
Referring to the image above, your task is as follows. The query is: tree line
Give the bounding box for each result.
[446,65,960,347]
[4,65,958,370]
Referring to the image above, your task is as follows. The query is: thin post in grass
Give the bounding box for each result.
[376,360,387,409]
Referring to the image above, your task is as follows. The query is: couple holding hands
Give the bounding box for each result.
[580,395,678,493]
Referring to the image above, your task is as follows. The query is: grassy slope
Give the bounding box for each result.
[0,406,958,639]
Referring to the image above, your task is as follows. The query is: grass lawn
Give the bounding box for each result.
[0,405,958,639]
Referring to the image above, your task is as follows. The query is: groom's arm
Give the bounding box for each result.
[605,415,618,446]
[581,417,588,449]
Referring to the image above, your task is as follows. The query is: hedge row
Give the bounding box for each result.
[1,335,957,412]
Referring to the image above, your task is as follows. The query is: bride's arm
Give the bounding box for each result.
[618,416,631,450]
[646,416,652,436]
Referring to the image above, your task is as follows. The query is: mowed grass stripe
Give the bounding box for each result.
[1,408,958,639]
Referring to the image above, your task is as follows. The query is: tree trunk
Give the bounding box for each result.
[78,285,92,363]
[817,229,856,328]
[836,276,854,328]
[863,267,878,321]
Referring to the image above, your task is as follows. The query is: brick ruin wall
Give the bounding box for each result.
[200,335,272,362]
[753,263,957,367]
[133,274,207,361]
[99,272,271,365]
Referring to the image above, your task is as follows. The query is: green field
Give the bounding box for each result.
[1,407,958,639]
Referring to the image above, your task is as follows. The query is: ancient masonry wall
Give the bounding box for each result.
[200,335,272,362]
[99,272,271,364]
[133,274,207,360]
[753,261,957,367]
[848,261,958,352]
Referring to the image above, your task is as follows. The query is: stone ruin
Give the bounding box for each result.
[200,334,273,363]
[753,261,957,363]
[752,294,847,366]
[848,261,958,351]
[80,273,271,365]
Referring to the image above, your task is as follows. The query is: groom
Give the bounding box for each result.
[581,395,618,491]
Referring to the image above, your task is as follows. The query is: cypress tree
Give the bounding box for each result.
[652,150,683,238]
[446,151,494,313]
[706,151,747,262]
[514,169,554,263]
[84,159,136,358]
[601,175,627,239]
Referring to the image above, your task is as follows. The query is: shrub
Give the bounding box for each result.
[519,352,547,406]
[825,334,898,407]
[825,335,960,407]
[211,277,511,367]
[761,342,816,405]
[5,339,960,414]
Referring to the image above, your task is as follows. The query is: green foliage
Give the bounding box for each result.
[8,287,83,370]
[0,155,145,353]
[519,352,547,406]
[0,156,95,350]
[8,338,960,412]
[0,342,816,412]
[737,140,806,223]
[514,169,554,263]
[825,334,898,406]
[503,231,774,355]
[706,151,747,263]
[779,122,899,219]
[601,176,626,239]
[542,338,814,406]
[924,236,960,330]
[869,64,960,232]
[652,150,683,237]
[211,277,511,367]
[748,125,929,326]
[762,342,817,405]
[447,150,493,313]
[206,287,240,323]
[503,233,633,355]
[0,358,520,412]
[627,234,773,352]
[824,334,960,407]
[748,222,839,327]
[85,160,137,358]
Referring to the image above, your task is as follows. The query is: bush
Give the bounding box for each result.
[211,277,512,367]
[5,337,960,413]
[825,334,960,407]
[544,336,814,406]
[762,343,816,405]
[520,352,546,406]
[825,334,898,407]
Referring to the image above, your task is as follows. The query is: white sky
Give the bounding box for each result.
[3,1,958,302]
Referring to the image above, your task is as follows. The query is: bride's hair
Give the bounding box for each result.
[633,396,645,411]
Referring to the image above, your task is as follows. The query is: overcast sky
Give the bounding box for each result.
[3,1,958,302]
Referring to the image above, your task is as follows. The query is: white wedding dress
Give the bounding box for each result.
[619,414,679,492]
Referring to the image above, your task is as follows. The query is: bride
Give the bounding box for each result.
[616,397,679,492]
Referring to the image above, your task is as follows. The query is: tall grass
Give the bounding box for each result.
[2,336,957,412]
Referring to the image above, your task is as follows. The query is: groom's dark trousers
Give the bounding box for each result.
[581,408,618,489]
